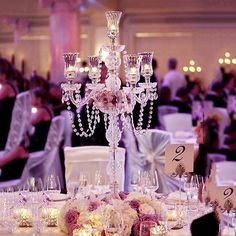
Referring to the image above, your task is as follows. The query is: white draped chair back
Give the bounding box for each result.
[135,129,180,194]
[4,91,31,151]
[163,113,193,133]
[60,110,73,147]
[215,161,236,185]
[158,106,178,129]
[208,107,230,148]
[64,146,126,191]
[22,116,65,186]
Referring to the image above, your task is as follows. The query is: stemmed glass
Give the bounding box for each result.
[145,170,159,199]
[139,221,157,236]
[45,175,61,197]
[130,170,141,192]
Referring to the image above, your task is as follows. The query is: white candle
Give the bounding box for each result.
[130,67,136,75]
[66,65,75,72]
[14,208,32,227]
[43,208,59,227]
[91,67,98,73]
[144,64,150,71]
[110,24,116,31]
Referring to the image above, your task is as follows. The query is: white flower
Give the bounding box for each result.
[139,203,155,215]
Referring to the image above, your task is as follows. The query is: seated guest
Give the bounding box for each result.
[172,87,192,113]
[194,117,220,177]
[158,86,172,106]
[187,81,202,103]
[0,67,18,150]
[205,81,227,108]
[222,73,236,97]
[220,137,236,161]
[0,88,52,181]
[190,212,220,236]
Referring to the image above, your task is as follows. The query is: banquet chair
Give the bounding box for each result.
[209,107,230,148]
[163,113,193,134]
[206,153,226,177]
[0,92,31,188]
[158,106,178,129]
[60,110,73,147]
[214,161,236,185]
[64,146,126,191]
[124,129,180,194]
[22,116,65,187]
[0,91,31,155]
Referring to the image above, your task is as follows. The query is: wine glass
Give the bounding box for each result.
[145,170,159,199]
[45,175,61,194]
[139,221,157,236]
[130,170,141,192]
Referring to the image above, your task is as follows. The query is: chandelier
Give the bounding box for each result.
[61,11,157,196]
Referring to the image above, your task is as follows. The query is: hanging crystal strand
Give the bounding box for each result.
[104,113,108,130]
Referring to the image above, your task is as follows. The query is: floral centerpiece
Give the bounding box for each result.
[94,90,133,115]
[58,192,164,236]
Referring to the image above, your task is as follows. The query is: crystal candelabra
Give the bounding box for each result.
[61,11,157,196]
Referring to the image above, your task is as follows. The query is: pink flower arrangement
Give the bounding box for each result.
[59,192,162,236]
[94,90,133,114]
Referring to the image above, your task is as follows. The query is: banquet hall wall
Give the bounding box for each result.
[0,0,236,86]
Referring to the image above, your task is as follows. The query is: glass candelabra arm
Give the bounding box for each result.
[61,82,82,106]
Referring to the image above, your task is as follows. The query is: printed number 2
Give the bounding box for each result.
[224,188,233,199]
[172,145,185,162]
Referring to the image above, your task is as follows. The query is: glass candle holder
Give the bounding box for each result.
[138,52,154,82]
[63,53,80,80]
[43,207,59,227]
[105,11,122,40]
[124,54,142,86]
[88,56,101,83]
[14,208,32,227]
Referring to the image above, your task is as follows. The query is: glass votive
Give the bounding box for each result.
[42,207,59,227]
[150,225,168,236]
[14,208,32,227]
[73,224,93,236]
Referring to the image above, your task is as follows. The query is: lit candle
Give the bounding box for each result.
[110,24,116,31]
[166,209,177,221]
[144,64,150,72]
[14,208,32,227]
[150,225,167,236]
[91,67,98,73]
[130,67,136,75]
[66,65,75,72]
[43,208,59,227]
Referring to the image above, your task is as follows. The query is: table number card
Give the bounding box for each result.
[209,185,236,212]
[165,144,194,176]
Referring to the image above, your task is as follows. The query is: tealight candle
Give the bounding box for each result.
[110,24,116,31]
[150,225,167,236]
[43,208,59,227]
[166,209,177,221]
[130,67,136,75]
[14,208,32,227]
[143,64,150,72]
[66,65,75,72]
[91,67,98,73]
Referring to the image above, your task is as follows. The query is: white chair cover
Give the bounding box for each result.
[135,129,180,194]
[22,116,65,186]
[215,161,236,185]
[60,110,73,147]
[158,106,178,129]
[163,113,193,133]
[5,91,31,151]
[209,107,230,147]
[64,146,126,191]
